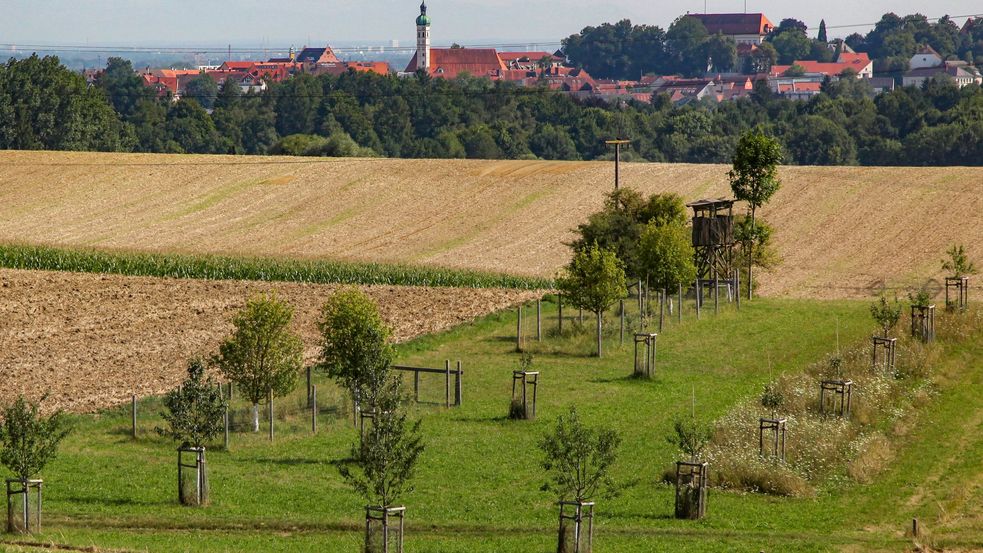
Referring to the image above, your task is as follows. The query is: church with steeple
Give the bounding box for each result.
[403,2,507,79]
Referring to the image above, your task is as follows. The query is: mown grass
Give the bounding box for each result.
[1,298,980,552]
[0,243,552,290]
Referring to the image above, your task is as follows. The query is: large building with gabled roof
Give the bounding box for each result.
[686,13,775,45]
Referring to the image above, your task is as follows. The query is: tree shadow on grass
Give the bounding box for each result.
[62,494,163,508]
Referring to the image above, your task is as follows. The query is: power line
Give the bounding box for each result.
[0,42,563,56]
[818,12,983,31]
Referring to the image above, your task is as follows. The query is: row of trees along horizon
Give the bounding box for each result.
[0,11,981,166]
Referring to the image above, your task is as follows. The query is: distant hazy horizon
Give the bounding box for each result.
[1,1,980,49]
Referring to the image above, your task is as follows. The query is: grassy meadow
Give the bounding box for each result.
[3,296,980,552]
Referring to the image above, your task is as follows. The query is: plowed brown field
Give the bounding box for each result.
[0,269,542,412]
[0,151,981,298]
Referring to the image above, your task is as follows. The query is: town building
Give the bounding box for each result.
[902,46,983,88]
[686,13,775,45]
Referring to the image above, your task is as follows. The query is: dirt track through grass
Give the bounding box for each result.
[1,151,980,299]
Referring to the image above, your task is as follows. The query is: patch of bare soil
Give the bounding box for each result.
[0,269,541,413]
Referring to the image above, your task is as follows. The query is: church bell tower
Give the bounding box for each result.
[416,1,432,71]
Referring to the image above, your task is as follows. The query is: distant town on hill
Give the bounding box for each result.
[0,3,981,165]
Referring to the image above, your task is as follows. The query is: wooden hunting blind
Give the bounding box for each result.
[687,198,736,282]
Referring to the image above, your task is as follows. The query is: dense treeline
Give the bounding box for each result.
[1,53,982,165]
[563,13,983,79]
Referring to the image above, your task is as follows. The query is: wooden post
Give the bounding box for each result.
[558,294,563,335]
[223,406,229,450]
[659,288,666,332]
[456,361,463,406]
[696,279,701,320]
[268,389,274,442]
[516,306,522,352]
[714,272,719,316]
[306,366,312,407]
[227,382,233,401]
[131,394,137,439]
[619,299,625,346]
[445,360,451,409]
[537,300,542,342]
[678,283,683,323]
[413,371,420,403]
[912,518,919,537]
[596,311,602,358]
[311,385,318,434]
[579,308,584,325]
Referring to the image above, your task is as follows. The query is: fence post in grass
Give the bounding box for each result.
[579,308,584,325]
[537,300,542,342]
[696,279,701,320]
[735,270,741,311]
[311,385,318,434]
[445,360,451,409]
[131,394,137,439]
[268,389,274,443]
[558,294,564,335]
[456,361,463,407]
[714,272,719,316]
[516,306,522,352]
[223,406,230,450]
[620,299,625,346]
[678,283,683,324]
[306,367,313,407]
[659,288,666,332]
[414,371,420,403]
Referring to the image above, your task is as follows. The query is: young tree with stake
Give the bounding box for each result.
[337,350,424,553]
[0,395,70,532]
[539,406,621,552]
[556,243,627,358]
[729,131,783,300]
[213,294,302,432]
[156,359,227,506]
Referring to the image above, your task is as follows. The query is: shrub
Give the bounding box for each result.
[870,296,902,337]
[316,288,394,409]
[942,244,977,278]
[539,406,621,502]
[156,359,227,448]
[0,396,71,481]
[667,416,713,462]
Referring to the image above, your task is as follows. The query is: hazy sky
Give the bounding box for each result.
[1,0,980,47]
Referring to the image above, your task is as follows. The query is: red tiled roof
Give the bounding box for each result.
[405,48,506,78]
[836,52,870,65]
[688,13,775,36]
[771,58,871,77]
[778,82,822,92]
[220,61,258,71]
[498,51,562,62]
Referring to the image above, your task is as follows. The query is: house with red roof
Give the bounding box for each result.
[770,52,873,79]
[687,13,775,45]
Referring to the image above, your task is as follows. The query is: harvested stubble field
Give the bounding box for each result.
[0,268,542,413]
[1,151,981,298]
